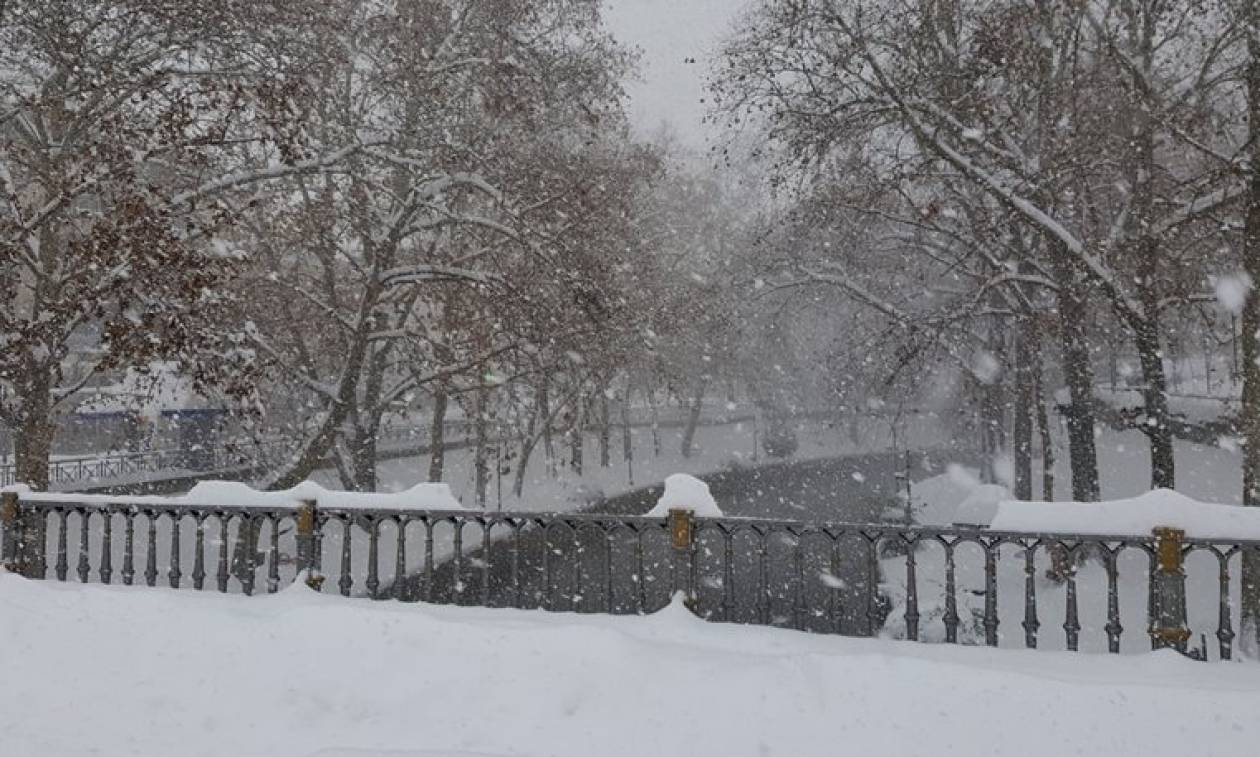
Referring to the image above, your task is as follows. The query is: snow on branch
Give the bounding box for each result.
[165,142,385,209]
[380,265,501,288]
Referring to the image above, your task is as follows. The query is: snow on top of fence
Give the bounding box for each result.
[646,473,722,517]
[988,488,1260,540]
[2,479,465,511]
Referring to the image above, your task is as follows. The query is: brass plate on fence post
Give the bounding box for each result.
[1153,526,1185,575]
[296,499,316,535]
[0,492,17,524]
[669,508,693,550]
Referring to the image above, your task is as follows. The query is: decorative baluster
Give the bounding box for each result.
[685,522,698,608]
[169,514,181,589]
[55,510,68,581]
[144,511,158,587]
[943,539,958,643]
[571,525,584,611]
[1063,545,1081,651]
[829,535,843,634]
[634,527,647,613]
[866,532,882,636]
[792,534,807,630]
[77,510,90,583]
[122,510,135,586]
[338,517,353,597]
[100,510,113,585]
[366,516,380,600]
[267,514,280,594]
[393,518,407,601]
[192,515,206,590]
[216,515,230,593]
[756,529,770,625]
[311,509,324,590]
[480,520,492,607]
[452,519,465,602]
[720,528,735,622]
[423,519,435,603]
[604,526,616,614]
[1022,541,1039,649]
[510,521,523,609]
[542,525,553,609]
[904,535,919,642]
[983,540,999,647]
[1217,548,1235,661]
[1104,546,1122,653]
[240,513,257,596]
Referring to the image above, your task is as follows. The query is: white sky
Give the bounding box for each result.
[604,0,746,148]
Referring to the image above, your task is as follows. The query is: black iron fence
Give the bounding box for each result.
[2,490,1255,659]
[0,422,472,489]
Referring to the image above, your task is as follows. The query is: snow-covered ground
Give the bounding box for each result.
[2,575,1257,757]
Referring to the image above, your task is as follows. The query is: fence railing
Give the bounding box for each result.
[2,490,1255,659]
[0,422,473,489]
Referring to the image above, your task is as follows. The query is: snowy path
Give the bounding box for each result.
[2,575,1257,757]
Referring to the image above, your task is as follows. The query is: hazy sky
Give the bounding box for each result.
[604,0,746,148]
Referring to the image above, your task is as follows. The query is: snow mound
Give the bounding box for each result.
[3,576,1260,757]
[646,473,722,517]
[15,479,466,512]
[188,480,466,511]
[989,488,1260,539]
[952,484,1010,527]
[905,464,1003,526]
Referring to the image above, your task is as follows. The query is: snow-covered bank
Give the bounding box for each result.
[1,577,1257,757]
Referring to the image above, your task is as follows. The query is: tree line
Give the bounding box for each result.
[711,0,1260,652]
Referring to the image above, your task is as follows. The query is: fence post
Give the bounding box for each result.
[1,491,19,573]
[296,498,323,590]
[669,508,696,609]
[0,491,42,578]
[1149,526,1190,652]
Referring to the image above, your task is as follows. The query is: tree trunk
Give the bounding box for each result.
[427,383,449,481]
[1133,316,1176,490]
[538,378,555,478]
[1238,6,1260,657]
[1032,339,1055,501]
[1056,269,1101,502]
[12,373,55,491]
[648,388,661,457]
[569,403,584,476]
[621,390,634,487]
[979,315,1008,484]
[680,380,706,459]
[1124,66,1175,491]
[598,391,611,468]
[474,383,489,508]
[348,425,378,492]
[512,438,533,499]
[1012,320,1035,500]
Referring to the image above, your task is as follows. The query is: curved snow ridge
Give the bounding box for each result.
[645,473,723,517]
[3,479,465,511]
[988,488,1260,540]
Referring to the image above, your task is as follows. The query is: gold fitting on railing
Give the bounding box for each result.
[669,508,693,550]
[296,499,316,535]
[1150,625,1192,645]
[1152,526,1185,575]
